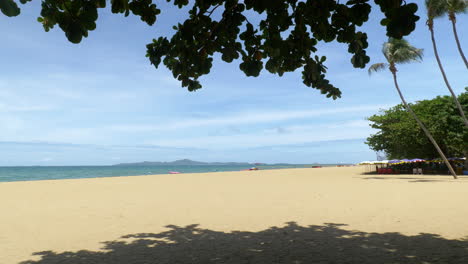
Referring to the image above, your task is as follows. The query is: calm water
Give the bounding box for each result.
[0,164,318,182]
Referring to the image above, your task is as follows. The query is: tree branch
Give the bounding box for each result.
[206,4,221,17]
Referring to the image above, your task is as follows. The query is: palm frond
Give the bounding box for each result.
[425,0,447,20]
[382,38,424,65]
[368,63,388,75]
[425,0,448,18]
[447,0,468,14]
[393,47,424,64]
[382,42,393,62]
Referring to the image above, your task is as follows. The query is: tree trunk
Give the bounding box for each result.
[449,13,468,69]
[465,151,468,174]
[390,64,458,179]
[429,23,468,128]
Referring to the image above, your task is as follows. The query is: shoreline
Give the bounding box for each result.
[0,167,311,184]
[0,165,347,183]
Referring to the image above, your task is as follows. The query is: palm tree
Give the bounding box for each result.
[425,0,468,128]
[447,0,468,69]
[369,38,458,179]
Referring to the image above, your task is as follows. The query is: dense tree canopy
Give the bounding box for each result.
[1,0,420,98]
[366,90,468,159]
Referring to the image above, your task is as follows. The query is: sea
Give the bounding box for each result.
[0,164,326,182]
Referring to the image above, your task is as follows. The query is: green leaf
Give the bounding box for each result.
[65,22,84,44]
[5,0,422,98]
[0,0,20,17]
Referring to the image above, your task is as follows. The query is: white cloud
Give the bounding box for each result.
[326,119,371,129]
[0,114,27,141]
[37,128,109,144]
[145,119,374,149]
[109,104,388,132]
[0,102,56,112]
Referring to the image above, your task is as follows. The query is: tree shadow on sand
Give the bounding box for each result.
[20,222,468,264]
[360,176,468,183]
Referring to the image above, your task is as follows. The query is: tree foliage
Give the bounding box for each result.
[425,0,447,20]
[382,38,423,64]
[425,0,468,127]
[368,37,424,75]
[366,91,468,159]
[1,0,420,98]
[426,0,468,20]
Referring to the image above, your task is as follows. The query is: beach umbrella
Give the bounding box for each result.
[372,160,389,164]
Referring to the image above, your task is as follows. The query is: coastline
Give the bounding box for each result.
[0,164,325,183]
[0,166,308,184]
[2,167,468,263]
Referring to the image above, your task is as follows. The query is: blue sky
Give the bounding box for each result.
[0,1,466,166]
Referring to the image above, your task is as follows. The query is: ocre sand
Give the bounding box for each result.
[1,166,468,263]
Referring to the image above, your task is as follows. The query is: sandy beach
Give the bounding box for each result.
[1,166,468,263]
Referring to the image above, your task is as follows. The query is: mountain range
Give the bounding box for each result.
[113,159,257,166]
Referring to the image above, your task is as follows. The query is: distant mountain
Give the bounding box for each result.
[113,159,253,166]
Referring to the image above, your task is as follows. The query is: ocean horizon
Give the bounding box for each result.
[0,164,342,183]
